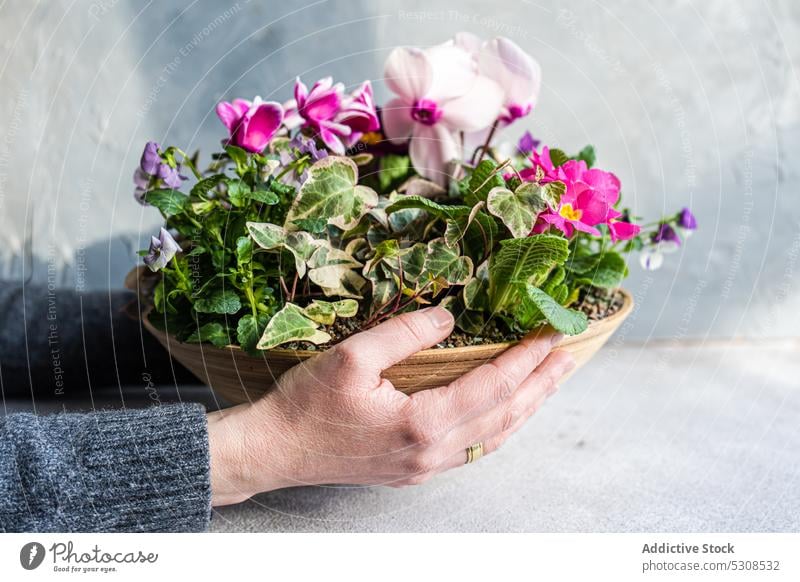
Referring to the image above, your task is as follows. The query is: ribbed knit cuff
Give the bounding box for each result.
[3,404,212,532]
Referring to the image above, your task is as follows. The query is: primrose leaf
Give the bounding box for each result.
[574,251,628,288]
[465,159,504,206]
[185,322,232,348]
[486,183,547,238]
[302,299,359,325]
[285,156,378,231]
[489,234,569,311]
[143,189,189,217]
[307,244,367,298]
[256,303,332,350]
[548,149,570,167]
[237,313,269,355]
[194,288,242,315]
[522,285,588,335]
[576,145,596,168]
[424,238,473,285]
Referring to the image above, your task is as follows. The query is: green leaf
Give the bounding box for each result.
[190,174,225,199]
[573,251,628,288]
[576,145,596,168]
[463,261,490,311]
[290,217,328,233]
[236,236,253,266]
[194,288,242,314]
[385,195,470,219]
[465,159,504,206]
[523,285,588,335]
[548,148,570,167]
[225,145,249,174]
[237,313,269,355]
[285,156,378,231]
[256,303,331,350]
[302,299,359,325]
[250,189,280,205]
[489,234,569,311]
[542,181,566,208]
[185,322,232,348]
[226,179,250,208]
[378,154,411,191]
[486,183,547,238]
[424,238,473,285]
[143,189,188,216]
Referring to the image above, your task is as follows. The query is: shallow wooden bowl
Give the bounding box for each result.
[134,276,633,404]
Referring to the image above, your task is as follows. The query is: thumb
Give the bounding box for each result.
[332,307,454,372]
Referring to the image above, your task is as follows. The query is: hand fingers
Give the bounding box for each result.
[328,307,454,373]
[432,350,575,472]
[409,330,563,432]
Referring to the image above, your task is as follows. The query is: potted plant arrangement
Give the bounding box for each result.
[129,33,696,404]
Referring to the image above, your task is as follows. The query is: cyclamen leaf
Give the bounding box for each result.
[250,189,280,205]
[486,184,547,238]
[285,156,378,231]
[523,285,588,335]
[144,189,189,217]
[424,238,473,285]
[190,174,225,198]
[225,145,249,174]
[237,313,269,355]
[257,303,331,350]
[194,288,242,315]
[185,322,232,348]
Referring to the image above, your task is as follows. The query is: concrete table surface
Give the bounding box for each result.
[4,341,798,532]
[210,341,800,532]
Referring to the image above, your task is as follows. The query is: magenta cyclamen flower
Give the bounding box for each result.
[216,97,284,153]
[382,42,504,185]
[134,142,186,205]
[144,228,181,272]
[283,78,380,155]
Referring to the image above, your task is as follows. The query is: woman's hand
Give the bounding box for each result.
[207,307,575,505]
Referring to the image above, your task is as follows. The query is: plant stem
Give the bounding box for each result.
[475,120,499,165]
[174,148,203,180]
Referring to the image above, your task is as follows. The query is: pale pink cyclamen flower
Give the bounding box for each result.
[455,32,542,125]
[283,78,380,155]
[216,97,284,153]
[382,41,504,185]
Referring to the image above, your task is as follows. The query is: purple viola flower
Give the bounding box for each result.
[652,222,681,246]
[517,131,540,155]
[144,228,181,272]
[289,134,329,161]
[134,141,187,205]
[677,207,697,230]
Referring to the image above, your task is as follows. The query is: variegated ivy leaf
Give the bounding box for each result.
[486,183,548,238]
[307,244,367,298]
[542,180,566,208]
[256,303,331,350]
[444,202,485,247]
[302,299,359,325]
[366,263,399,314]
[463,260,490,311]
[285,156,379,231]
[424,238,473,286]
[246,221,319,277]
[363,239,401,275]
[398,243,426,283]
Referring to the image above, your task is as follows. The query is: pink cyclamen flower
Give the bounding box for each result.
[283,78,380,155]
[455,33,541,126]
[216,97,284,153]
[382,42,504,185]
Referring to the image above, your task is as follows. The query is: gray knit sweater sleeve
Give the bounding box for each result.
[0,404,211,532]
[0,282,212,532]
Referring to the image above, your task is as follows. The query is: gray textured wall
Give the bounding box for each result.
[1,0,798,340]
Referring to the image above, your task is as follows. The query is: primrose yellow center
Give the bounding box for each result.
[559,203,583,221]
